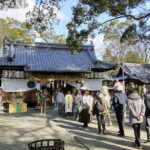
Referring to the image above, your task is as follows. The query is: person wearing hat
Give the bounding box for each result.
[113,81,127,136]
[144,86,150,143]
[127,83,145,149]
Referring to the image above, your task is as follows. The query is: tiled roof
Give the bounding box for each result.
[0,40,116,73]
[117,63,150,83]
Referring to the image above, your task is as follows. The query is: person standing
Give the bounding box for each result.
[144,86,150,143]
[101,82,112,126]
[93,93,107,135]
[64,91,73,118]
[80,90,93,127]
[77,90,83,103]
[128,83,145,149]
[39,89,46,114]
[74,90,83,121]
[0,87,3,113]
[56,89,65,114]
[113,83,127,136]
[53,89,58,109]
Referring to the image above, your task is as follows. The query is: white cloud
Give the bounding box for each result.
[57,10,66,21]
[88,34,105,60]
[0,0,66,22]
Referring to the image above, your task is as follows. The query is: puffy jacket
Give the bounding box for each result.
[128,92,145,124]
[113,91,127,112]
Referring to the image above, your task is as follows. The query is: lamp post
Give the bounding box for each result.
[120,42,125,90]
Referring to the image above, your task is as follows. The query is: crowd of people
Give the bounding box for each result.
[52,80,150,150]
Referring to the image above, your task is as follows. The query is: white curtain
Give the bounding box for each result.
[67,79,102,91]
[2,78,37,92]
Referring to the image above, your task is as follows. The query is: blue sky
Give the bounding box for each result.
[54,0,78,36]
[0,0,105,59]
[0,0,149,60]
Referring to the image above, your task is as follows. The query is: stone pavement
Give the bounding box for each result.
[0,109,86,150]
[0,108,150,150]
[51,109,150,150]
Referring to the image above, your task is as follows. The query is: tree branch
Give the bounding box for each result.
[109,4,150,21]
[98,16,126,27]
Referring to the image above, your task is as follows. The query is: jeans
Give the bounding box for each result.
[116,112,124,135]
[146,117,150,140]
[54,100,58,108]
[133,123,141,146]
[96,114,106,133]
[58,102,63,114]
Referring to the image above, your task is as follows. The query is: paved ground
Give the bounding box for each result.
[0,108,150,150]
[0,109,86,150]
[53,110,150,150]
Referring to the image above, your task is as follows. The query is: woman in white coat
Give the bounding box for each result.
[81,90,94,127]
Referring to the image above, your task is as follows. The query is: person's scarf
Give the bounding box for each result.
[67,95,70,108]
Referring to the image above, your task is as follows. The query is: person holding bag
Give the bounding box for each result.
[93,92,107,135]
[79,90,93,128]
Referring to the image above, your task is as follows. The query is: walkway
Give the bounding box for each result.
[0,109,150,150]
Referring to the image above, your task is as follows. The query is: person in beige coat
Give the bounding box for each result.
[93,93,107,135]
[128,85,145,150]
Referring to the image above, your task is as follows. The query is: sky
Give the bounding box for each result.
[0,0,149,60]
[0,0,105,60]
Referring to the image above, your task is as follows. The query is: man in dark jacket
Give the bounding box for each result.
[144,87,150,143]
[113,82,127,136]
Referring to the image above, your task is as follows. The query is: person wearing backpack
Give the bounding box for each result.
[113,82,127,137]
[93,93,107,135]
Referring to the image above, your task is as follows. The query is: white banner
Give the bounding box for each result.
[67,79,102,91]
[2,78,37,92]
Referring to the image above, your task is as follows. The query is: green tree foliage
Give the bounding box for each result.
[124,51,143,63]
[101,19,150,64]
[0,17,66,46]
[40,27,66,44]
[100,19,132,63]
[0,17,35,46]
[0,0,27,9]
[67,0,150,51]
[0,0,62,32]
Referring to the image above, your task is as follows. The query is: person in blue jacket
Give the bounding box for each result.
[113,82,127,136]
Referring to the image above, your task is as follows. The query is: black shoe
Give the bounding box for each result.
[117,133,124,137]
[83,124,88,128]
